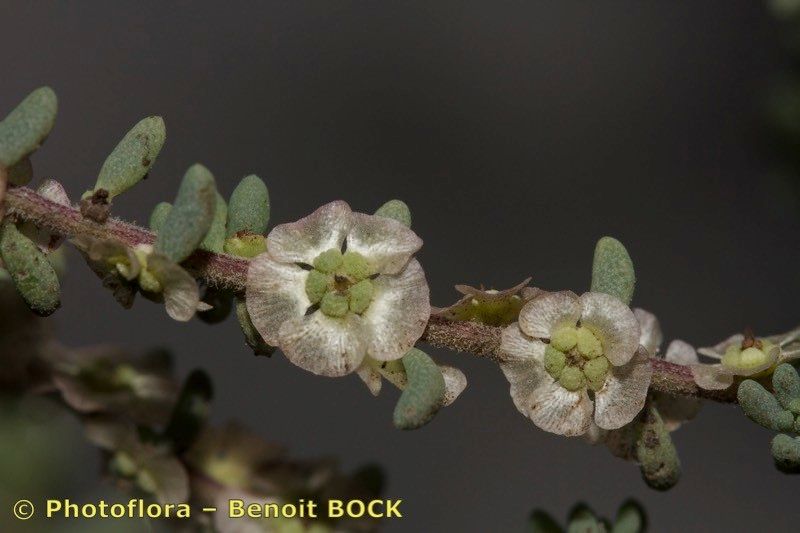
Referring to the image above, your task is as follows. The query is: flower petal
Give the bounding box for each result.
[278,312,366,376]
[346,212,423,275]
[266,200,352,265]
[594,347,652,430]
[510,377,593,437]
[633,308,662,355]
[356,364,382,396]
[246,255,309,346]
[579,292,640,366]
[148,254,200,322]
[499,323,547,363]
[697,333,743,360]
[440,365,467,406]
[362,258,430,361]
[664,339,698,365]
[518,290,580,339]
[690,363,733,390]
[656,392,702,432]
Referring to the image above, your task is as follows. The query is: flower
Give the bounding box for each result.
[691,327,800,390]
[499,291,651,436]
[85,417,189,504]
[246,200,430,377]
[432,278,541,326]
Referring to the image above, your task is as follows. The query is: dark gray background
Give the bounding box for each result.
[2,1,799,531]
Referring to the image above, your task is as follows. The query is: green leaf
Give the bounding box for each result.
[771,434,800,473]
[374,199,411,228]
[772,363,800,411]
[393,348,446,430]
[591,236,635,305]
[87,116,166,199]
[529,510,564,533]
[199,193,227,253]
[149,202,172,233]
[612,500,646,533]
[163,369,213,453]
[737,379,794,432]
[226,174,270,237]
[0,87,58,180]
[0,220,60,316]
[636,405,681,491]
[154,164,217,263]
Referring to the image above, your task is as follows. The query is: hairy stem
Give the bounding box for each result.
[5,185,737,404]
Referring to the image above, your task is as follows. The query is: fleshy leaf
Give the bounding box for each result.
[566,504,603,533]
[200,193,227,252]
[773,363,800,410]
[0,87,58,181]
[393,348,446,430]
[86,116,166,200]
[0,220,60,316]
[771,434,800,473]
[591,236,635,305]
[737,379,794,432]
[611,500,646,533]
[163,369,213,453]
[374,199,412,228]
[635,405,680,490]
[226,174,270,237]
[149,202,172,233]
[154,164,217,263]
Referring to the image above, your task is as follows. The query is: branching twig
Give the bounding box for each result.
[5,185,738,404]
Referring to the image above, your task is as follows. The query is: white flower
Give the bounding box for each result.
[691,327,800,390]
[499,291,651,436]
[246,200,430,377]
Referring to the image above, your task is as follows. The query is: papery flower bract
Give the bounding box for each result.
[45,344,177,425]
[85,417,189,505]
[499,291,651,436]
[432,278,541,326]
[355,356,467,406]
[692,327,800,390]
[246,201,430,377]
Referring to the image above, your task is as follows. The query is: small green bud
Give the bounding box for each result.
[0,220,60,316]
[611,500,646,533]
[544,346,566,379]
[737,379,793,431]
[138,267,162,294]
[313,248,343,273]
[235,297,275,356]
[551,325,578,352]
[226,174,270,237]
[163,369,213,453]
[222,234,267,258]
[528,510,563,533]
[199,193,227,253]
[558,366,585,391]
[320,292,348,317]
[86,116,166,200]
[583,356,610,391]
[773,363,800,410]
[576,326,603,359]
[341,251,371,280]
[591,236,635,305]
[305,270,330,304]
[636,405,681,491]
[374,199,411,228]
[155,163,217,263]
[349,279,374,314]
[0,87,58,173]
[149,202,172,233]
[722,345,771,372]
[393,348,446,430]
[771,434,800,473]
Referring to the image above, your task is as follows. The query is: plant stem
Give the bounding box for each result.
[5,185,738,404]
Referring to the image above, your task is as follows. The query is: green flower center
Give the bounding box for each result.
[545,325,610,391]
[721,339,775,373]
[305,248,375,318]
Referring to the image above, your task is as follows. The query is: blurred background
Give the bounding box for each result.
[2,1,800,531]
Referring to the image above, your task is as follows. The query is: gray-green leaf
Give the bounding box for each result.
[226,174,270,237]
[0,220,60,316]
[149,202,172,233]
[0,87,58,177]
[200,193,227,253]
[771,434,800,473]
[738,379,794,432]
[591,236,635,305]
[374,199,411,228]
[154,164,217,263]
[393,348,446,430]
[636,405,681,490]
